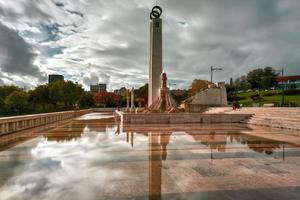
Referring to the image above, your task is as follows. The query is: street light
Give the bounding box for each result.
[210,66,223,83]
[275,68,285,107]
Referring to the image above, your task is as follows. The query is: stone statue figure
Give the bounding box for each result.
[146,72,179,113]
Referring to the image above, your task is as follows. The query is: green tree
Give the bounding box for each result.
[226,84,238,102]
[61,81,82,106]
[4,91,29,114]
[171,90,188,104]
[247,68,264,89]
[0,85,21,100]
[49,80,85,109]
[49,81,64,109]
[234,75,251,91]
[79,92,95,108]
[0,98,5,115]
[246,67,278,89]
[135,84,148,106]
[29,84,50,110]
[261,67,278,89]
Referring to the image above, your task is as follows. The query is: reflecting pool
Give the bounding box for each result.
[1,113,300,200]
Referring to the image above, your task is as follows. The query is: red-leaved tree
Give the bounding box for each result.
[94,92,120,107]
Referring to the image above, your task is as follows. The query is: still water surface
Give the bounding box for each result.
[0,113,300,200]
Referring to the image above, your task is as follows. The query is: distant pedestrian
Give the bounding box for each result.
[233,100,240,110]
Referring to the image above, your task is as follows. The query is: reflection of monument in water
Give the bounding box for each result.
[119,122,285,200]
[121,126,171,200]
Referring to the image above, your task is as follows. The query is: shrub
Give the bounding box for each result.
[250,94,263,100]
[262,91,279,96]
[284,89,300,95]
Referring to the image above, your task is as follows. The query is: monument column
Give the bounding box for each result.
[149,6,163,106]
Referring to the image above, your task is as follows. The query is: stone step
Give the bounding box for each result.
[232,111,300,118]
[242,118,300,131]
[250,117,300,122]
[247,116,300,123]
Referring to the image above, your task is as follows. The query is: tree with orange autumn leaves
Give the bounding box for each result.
[93,92,120,107]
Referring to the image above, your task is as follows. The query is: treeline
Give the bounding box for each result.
[226,66,291,103]
[0,80,95,117]
[0,81,151,117]
[231,66,278,91]
[93,84,149,108]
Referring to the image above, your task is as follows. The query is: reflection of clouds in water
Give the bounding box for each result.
[170,132,195,143]
[30,158,62,171]
[0,126,129,200]
[76,113,114,120]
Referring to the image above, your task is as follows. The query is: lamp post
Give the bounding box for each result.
[210,66,223,83]
[281,69,285,107]
[276,68,285,107]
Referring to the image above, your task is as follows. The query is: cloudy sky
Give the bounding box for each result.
[0,0,299,90]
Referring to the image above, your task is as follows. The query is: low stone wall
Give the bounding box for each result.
[116,111,252,124]
[0,109,92,136]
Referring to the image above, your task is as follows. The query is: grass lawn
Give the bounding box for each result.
[237,90,300,106]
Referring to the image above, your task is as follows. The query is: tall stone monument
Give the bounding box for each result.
[148,6,163,106]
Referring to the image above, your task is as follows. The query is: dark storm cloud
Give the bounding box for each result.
[0,23,43,78]
[160,0,300,83]
[0,0,299,89]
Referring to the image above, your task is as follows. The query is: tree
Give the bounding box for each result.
[0,98,5,115]
[188,79,212,97]
[246,67,278,89]
[4,91,29,114]
[29,84,50,110]
[0,85,21,100]
[247,68,264,89]
[234,75,251,91]
[79,92,95,108]
[94,92,120,107]
[61,81,84,107]
[49,80,64,109]
[171,90,188,104]
[261,67,278,89]
[135,84,148,107]
[49,80,85,109]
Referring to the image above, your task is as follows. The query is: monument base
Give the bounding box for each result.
[115,111,252,124]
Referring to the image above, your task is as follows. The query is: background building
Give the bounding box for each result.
[48,74,64,84]
[114,87,127,96]
[277,75,300,89]
[90,84,107,94]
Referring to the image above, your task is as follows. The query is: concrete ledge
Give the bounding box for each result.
[115,111,252,124]
[0,109,92,136]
